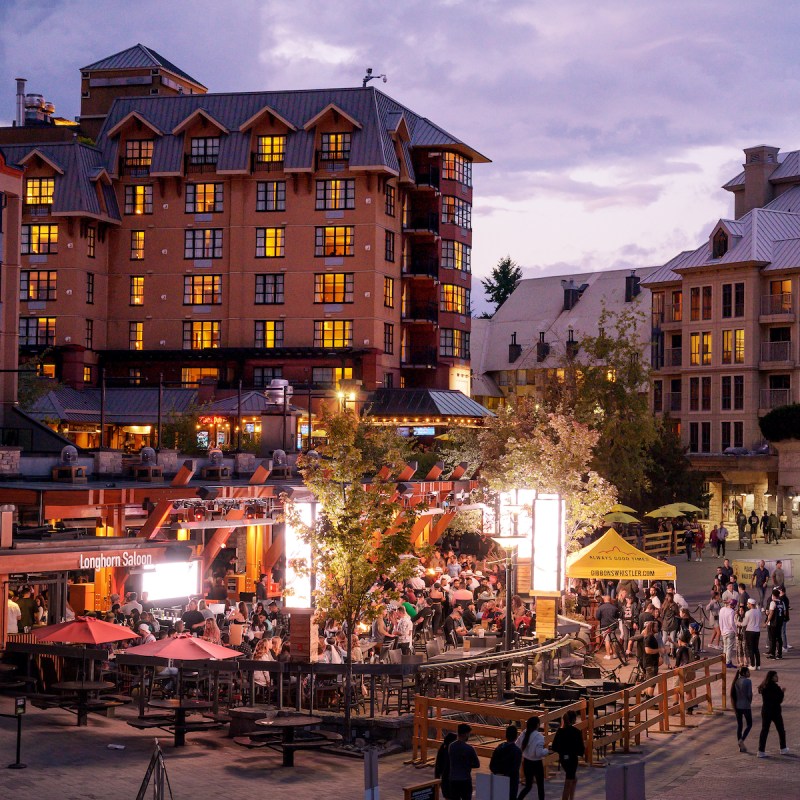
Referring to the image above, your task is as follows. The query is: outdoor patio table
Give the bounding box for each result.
[52,680,115,726]
[254,714,323,766]
[568,678,605,690]
[148,698,213,746]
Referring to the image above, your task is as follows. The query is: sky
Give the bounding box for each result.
[2,0,800,314]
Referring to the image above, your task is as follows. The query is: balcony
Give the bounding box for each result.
[315,150,350,169]
[185,154,219,174]
[665,392,682,412]
[23,203,52,217]
[415,167,440,191]
[401,347,437,368]
[760,340,792,364]
[760,293,794,319]
[251,153,284,172]
[403,257,439,279]
[664,347,682,368]
[120,157,152,177]
[403,213,440,236]
[760,388,791,410]
[402,302,438,323]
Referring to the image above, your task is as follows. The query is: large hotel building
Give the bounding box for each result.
[0,44,486,406]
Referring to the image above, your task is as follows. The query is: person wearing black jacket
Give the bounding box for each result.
[434,732,457,799]
[757,670,790,757]
[552,710,585,800]
[489,724,522,800]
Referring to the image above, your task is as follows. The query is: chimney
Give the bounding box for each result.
[15,78,26,127]
[536,331,550,363]
[740,145,780,218]
[508,332,522,364]
[561,279,579,311]
[625,270,641,302]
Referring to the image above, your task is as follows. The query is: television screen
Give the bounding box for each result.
[141,561,200,602]
[412,426,436,437]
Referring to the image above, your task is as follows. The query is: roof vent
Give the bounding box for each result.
[625,270,641,302]
[508,332,522,364]
[536,331,550,363]
[561,279,589,311]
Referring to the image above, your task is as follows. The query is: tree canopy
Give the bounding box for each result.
[481,255,522,315]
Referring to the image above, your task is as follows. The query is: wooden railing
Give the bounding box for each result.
[619,529,677,556]
[411,655,725,771]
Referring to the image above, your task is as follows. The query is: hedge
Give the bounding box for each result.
[759,404,800,442]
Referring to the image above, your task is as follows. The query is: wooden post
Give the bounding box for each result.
[622,688,630,752]
[677,669,686,728]
[586,696,595,765]
[720,656,727,711]
[660,674,669,732]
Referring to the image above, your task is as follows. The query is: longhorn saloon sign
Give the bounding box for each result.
[78,551,154,570]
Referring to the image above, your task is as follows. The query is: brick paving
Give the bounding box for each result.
[0,536,798,799]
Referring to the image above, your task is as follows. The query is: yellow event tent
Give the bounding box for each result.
[566,529,677,582]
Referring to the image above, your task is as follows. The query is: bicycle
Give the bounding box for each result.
[589,623,629,666]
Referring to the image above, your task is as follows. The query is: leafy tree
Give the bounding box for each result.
[284,409,421,735]
[481,255,522,314]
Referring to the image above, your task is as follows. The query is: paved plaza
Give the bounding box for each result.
[2,536,799,799]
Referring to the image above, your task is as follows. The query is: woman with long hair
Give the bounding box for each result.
[201,618,221,645]
[730,666,753,752]
[734,604,748,667]
[516,716,549,800]
[551,710,584,800]
[706,590,721,649]
[434,731,457,800]
[757,670,789,757]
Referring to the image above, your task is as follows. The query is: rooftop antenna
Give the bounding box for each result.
[362,67,387,88]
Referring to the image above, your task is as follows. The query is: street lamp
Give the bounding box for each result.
[491,531,527,652]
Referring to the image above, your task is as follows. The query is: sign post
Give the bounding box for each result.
[364,746,379,800]
[7,697,26,769]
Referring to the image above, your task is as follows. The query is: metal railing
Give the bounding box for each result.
[401,347,438,367]
[760,340,792,362]
[664,347,682,367]
[761,293,793,316]
[665,392,682,412]
[760,388,791,409]
[251,153,284,172]
[404,257,439,278]
[402,303,438,323]
[415,168,440,190]
[403,214,440,234]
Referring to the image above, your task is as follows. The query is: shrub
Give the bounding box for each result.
[758,404,800,442]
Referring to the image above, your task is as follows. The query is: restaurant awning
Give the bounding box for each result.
[566,529,676,582]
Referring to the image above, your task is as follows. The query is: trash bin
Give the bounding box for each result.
[606,761,645,800]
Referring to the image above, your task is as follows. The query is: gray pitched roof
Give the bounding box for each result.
[81,43,206,89]
[0,142,120,222]
[27,387,198,424]
[365,389,493,419]
[97,87,489,174]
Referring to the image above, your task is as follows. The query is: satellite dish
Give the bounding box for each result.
[140,447,156,465]
[60,445,78,465]
[208,448,223,466]
[273,449,287,466]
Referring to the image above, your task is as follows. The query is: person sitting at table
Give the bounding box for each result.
[511,595,527,627]
[182,599,206,636]
[394,605,414,654]
[202,618,221,645]
[110,603,125,624]
[318,636,343,664]
[252,602,267,623]
[252,638,274,689]
[141,611,160,635]
[138,623,156,644]
[249,613,271,640]
[198,599,214,622]
[230,601,248,625]
[121,591,143,615]
[270,636,290,663]
[170,620,186,637]
[516,609,535,637]
[462,602,478,630]
[443,607,468,646]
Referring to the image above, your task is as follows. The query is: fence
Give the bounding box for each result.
[411,654,726,772]
[619,529,676,556]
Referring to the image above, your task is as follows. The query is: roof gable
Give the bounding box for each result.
[303,102,363,131]
[18,148,65,174]
[172,108,229,135]
[106,110,163,139]
[239,104,297,133]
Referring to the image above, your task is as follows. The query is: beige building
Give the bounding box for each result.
[643,144,800,522]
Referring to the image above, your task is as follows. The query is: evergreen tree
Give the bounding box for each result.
[481,255,522,314]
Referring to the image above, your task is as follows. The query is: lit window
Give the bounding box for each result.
[181,367,219,385]
[702,331,712,365]
[124,185,153,215]
[734,329,745,363]
[184,229,223,259]
[670,290,682,321]
[311,367,352,388]
[441,196,471,228]
[130,230,145,260]
[440,284,470,314]
[128,276,144,306]
[439,328,470,358]
[255,228,285,258]
[385,184,396,216]
[185,183,223,213]
[129,322,143,350]
[316,179,355,210]
[128,369,142,386]
[319,132,351,161]
[383,277,394,308]
[255,274,284,304]
[21,224,58,254]
[256,181,286,211]
[124,140,153,167]
[314,273,354,303]
[189,137,220,165]
[25,178,54,209]
[255,135,286,164]
[313,320,353,348]
[37,363,56,378]
[87,226,96,258]
[315,226,354,257]
[83,366,92,383]
[183,321,220,349]
[255,320,284,348]
[19,271,57,301]
[690,332,700,366]
[722,330,732,364]
[441,240,471,272]
[183,275,222,305]
[690,287,700,321]
[441,153,472,186]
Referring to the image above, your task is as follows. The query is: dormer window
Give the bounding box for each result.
[320,132,351,161]
[25,178,54,215]
[124,140,153,175]
[712,229,728,258]
[254,135,286,170]
[190,137,220,166]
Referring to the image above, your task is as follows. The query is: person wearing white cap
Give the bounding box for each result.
[744,598,763,670]
[138,623,156,644]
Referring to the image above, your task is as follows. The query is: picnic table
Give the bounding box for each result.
[253,714,327,766]
[146,698,215,746]
[52,680,115,726]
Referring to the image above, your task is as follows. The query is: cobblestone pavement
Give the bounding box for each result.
[0,536,798,799]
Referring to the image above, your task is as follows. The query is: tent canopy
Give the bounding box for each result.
[567,529,677,582]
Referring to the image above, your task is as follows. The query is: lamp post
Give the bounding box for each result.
[491,532,527,652]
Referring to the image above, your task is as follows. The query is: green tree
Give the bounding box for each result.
[284,409,421,735]
[481,255,522,315]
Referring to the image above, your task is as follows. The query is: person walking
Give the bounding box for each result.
[743,598,762,670]
[683,528,695,562]
[717,521,728,557]
[778,587,792,651]
[766,589,785,660]
[694,526,706,562]
[516,716,549,800]
[719,598,737,668]
[490,724,522,800]
[448,724,480,800]
[434,732,457,800]
[551,710,584,800]
[751,561,770,610]
[757,670,790,757]
[730,666,753,752]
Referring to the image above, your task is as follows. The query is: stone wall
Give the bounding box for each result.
[0,447,21,476]
[93,450,122,475]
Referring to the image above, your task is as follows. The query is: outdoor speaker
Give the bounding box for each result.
[197,486,219,501]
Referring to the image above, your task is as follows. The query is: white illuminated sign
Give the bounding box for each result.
[141,561,200,601]
[284,501,313,609]
[532,493,566,594]
[79,551,153,569]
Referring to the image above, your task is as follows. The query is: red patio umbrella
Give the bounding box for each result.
[33,616,139,645]
[123,634,241,661]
